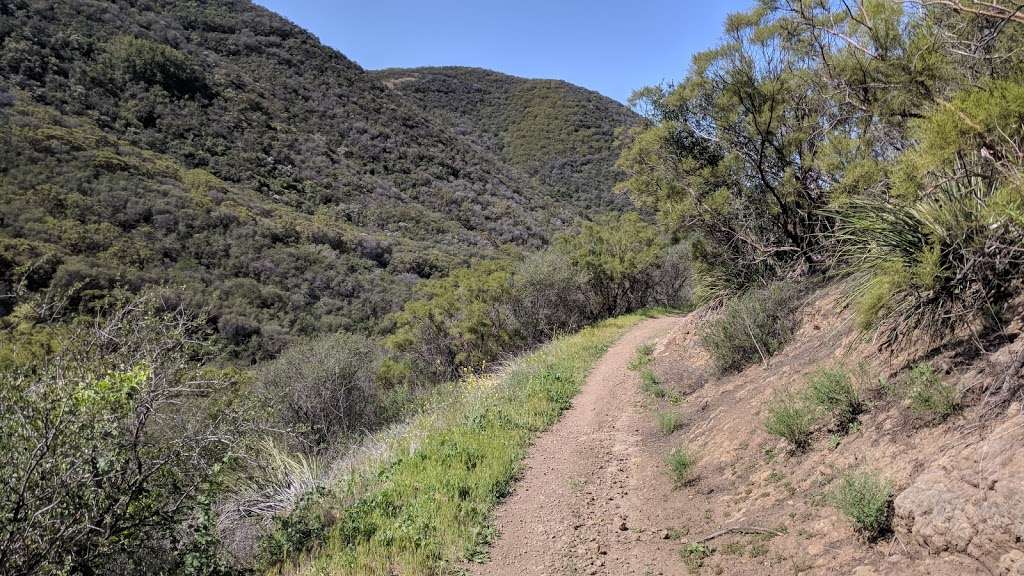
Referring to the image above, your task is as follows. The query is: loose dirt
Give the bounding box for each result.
[471,315,697,576]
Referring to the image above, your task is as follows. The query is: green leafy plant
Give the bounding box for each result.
[680,542,713,572]
[699,283,800,373]
[904,363,959,422]
[657,411,682,434]
[806,368,862,431]
[629,343,656,371]
[641,369,667,399]
[830,471,893,539]
[764,393,817,451]
[666,447,696,486]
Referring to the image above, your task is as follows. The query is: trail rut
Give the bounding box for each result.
[471,315,693,576]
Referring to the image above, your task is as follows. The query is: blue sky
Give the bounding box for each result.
[254,0,752,104]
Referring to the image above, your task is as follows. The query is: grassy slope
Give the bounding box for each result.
[271,314,649,575]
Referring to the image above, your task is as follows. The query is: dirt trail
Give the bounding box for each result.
[471,315,693,576]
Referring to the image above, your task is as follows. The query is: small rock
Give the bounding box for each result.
[618,521,628,531]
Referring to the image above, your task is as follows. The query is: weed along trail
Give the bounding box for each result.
[472,314,690,576]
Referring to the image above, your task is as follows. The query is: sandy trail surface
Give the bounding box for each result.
[471,315,694,576]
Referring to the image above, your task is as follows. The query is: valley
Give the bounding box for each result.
[2,1,1023,575]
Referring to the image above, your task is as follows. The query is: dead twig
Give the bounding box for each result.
[694,526,783,543]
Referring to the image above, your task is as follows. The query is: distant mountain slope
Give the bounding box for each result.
[0,1,627,357]
[373,67,639,211]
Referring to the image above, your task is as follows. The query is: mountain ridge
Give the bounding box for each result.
[373,65,639,212]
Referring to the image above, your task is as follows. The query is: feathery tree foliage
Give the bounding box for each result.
[617,0,1024,344]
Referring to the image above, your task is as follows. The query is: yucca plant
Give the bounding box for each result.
[829,80,1024,350]
[829,182,1024,348]
[220,439,324,526]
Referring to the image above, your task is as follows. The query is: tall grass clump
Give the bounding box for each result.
[830,471,892,539]
[269,315,645,575]
[806,368,862,431]
[764,392,817,451]
[903,363,959,422]
[666,447,696,486]
[699,283,800,373]
[629,343,655,371]
[629,343,667,398]
[656,411,681,434]
[640,369,667,399]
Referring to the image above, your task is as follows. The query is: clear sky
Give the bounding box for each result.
[253,0,753,104]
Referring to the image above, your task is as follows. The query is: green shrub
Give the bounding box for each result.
[830,82,1024,346]
[666,447,696,485]
[556,212,668,317]
[904,363,959,422]
[680,542,713,572]
[0,299,248,574]
[629,343,655,371]
[259,332,385,450]
[657,411,681,434]
[806,368,862,430]
[699,283,800,373]
[764,393,817,451]
[96,35,208,96]
[386,259,522,383]
[641,369,667,399]
[830,471,892,539]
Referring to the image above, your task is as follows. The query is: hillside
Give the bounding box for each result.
[0,1,633,357]
[3,1,1024,575]
[373,67,638,211]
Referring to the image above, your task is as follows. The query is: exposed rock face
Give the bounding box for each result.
[894,413,1024,575]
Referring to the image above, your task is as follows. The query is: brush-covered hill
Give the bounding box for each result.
[373,66,639,212]
[0,1,634,358]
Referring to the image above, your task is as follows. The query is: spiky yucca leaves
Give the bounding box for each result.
[830,182,1024,347]
[830,78,1024,347]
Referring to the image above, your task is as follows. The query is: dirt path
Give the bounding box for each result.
[471,315,695,576]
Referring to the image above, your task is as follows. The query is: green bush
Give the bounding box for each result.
[764,393,817,451]
[96,35,208,96]
[830,82,1024,347]
[258,332,385,450]
[556,213,669,317]
[806,368,862,431]
[657,411,681,434]
[386,259,521,383]
[641,369,667,399]
[666,447,696,485]
[904,363,959,422]
[681,542,713,572]
[830,471,892,539]
[0,299,249,574]
[699,283,800,373]
[629,343,655,371]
